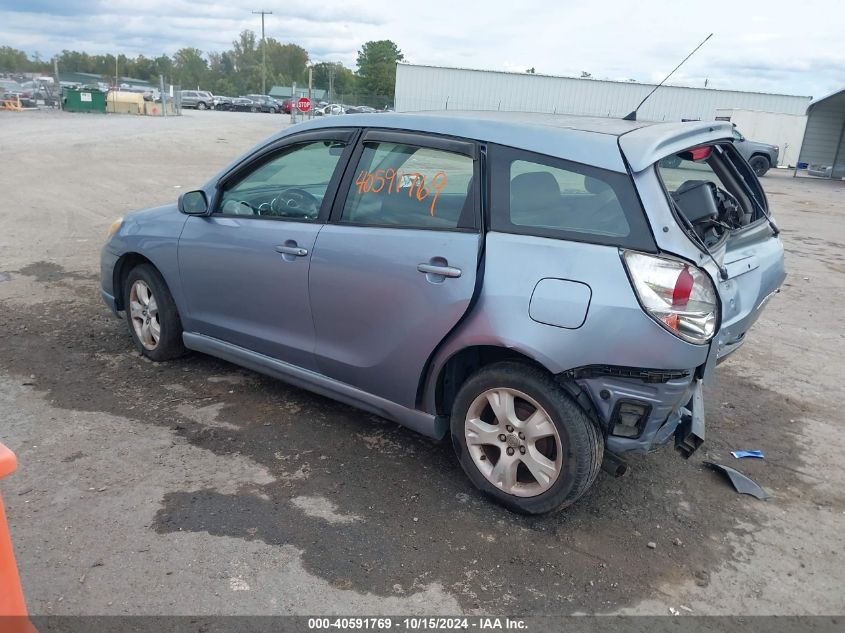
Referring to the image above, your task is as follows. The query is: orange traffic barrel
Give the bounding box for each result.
[0,443,37,633]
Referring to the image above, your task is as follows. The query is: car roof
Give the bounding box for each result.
[276,111,733,173]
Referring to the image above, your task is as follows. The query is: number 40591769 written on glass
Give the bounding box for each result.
[355,169,448,216]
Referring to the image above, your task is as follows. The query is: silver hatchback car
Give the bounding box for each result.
[101,112,785,514]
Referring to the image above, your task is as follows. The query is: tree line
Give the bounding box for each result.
[0,35,404,100]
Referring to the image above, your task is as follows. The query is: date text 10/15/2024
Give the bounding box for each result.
[307,617,528,630]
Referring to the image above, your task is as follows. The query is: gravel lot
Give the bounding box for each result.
[0,109,843,617]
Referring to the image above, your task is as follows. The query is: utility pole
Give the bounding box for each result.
[252,10,272,95]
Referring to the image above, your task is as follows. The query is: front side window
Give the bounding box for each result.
[340,141,476,230]
[489,144,653,249]
[217,140,347,220]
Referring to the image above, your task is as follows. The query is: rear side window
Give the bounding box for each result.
[489,145,654,250]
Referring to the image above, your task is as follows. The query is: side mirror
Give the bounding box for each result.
[178,190,208,215]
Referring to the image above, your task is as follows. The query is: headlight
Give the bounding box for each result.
[106,218,123,238]
[623,251,719,344]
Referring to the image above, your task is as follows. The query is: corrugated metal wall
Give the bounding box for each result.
[395,64,811,122]
[797,92,845,177]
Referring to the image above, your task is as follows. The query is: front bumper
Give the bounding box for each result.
[101,288,120,317]
[100,245,121,317]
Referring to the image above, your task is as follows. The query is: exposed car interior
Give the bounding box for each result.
[658,143,763,248]
[217,140,347,220]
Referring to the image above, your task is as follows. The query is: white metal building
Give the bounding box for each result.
[395,63,811,123]
[796,88,845,179]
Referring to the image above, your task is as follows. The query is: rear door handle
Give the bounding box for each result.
[417,263,462,278]
[275,245,308,257]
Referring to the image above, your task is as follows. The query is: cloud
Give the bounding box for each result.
[0,0,839,96]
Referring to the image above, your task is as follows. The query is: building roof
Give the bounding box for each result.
[806,86,845,114]
[398,62,813,100]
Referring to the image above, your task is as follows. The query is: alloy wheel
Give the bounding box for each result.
[128,280,160,350]
[464,388,563,497]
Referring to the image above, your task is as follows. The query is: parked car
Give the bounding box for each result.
[100,112,785,514]
[346,105,377,114]
[730,127,779,177]
[280,98,294,114]
[314,103,345,116]
[213,96,233,111]
[0,79,37,107]
[244,94,280,113]
[179,90,214,110]
[230,97,257,112]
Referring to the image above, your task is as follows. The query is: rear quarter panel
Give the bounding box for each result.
[423,232,711,412]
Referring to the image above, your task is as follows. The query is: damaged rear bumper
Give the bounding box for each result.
[567,366,705,456]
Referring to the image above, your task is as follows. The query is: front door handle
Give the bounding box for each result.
[417,263,462,278]
[275,245,308,257]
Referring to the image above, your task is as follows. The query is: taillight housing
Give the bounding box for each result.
[623,251,719,344]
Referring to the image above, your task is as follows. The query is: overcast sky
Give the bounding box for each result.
[1,0,841,98]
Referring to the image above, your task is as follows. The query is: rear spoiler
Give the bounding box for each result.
[618,121,734,173]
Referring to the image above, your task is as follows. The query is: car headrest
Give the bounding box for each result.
[584,176,612,194]
[510,172,561,214]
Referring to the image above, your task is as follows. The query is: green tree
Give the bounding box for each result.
[265,39,309,88]
[154,55,173,83]
[172,47,208,89]
[355,40,403,98]
[312,61,356,99]
[230,30,263,93]
[0,46,30,72]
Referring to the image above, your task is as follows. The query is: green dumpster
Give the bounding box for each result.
[63,88,106,113]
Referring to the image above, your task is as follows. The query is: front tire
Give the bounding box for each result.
[197,101,207,111]
[123,264,186,361]
[450,362,603,514]
[749,155,770,177]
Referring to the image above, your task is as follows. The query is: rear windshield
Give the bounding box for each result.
[489,144,655,251]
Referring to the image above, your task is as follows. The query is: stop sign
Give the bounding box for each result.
[297,97,311,112]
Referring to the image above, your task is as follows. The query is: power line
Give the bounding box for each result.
[252,10,273,94]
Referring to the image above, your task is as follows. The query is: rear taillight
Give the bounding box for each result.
[623,251,719,344]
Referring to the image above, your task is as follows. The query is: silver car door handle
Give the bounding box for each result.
[275,245,308,257]
[417,263,462,278]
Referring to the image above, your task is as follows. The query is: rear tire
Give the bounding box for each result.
[450,361,603,514]
[749,155,770,177]
[123,264,186,362]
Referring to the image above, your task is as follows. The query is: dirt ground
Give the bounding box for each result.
[0,109,843,617]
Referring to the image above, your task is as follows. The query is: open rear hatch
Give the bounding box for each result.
[658,143,786,365]
[621,122,786,370]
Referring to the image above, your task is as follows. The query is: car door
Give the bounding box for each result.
[178,129,357,370]
[308,129,483,407]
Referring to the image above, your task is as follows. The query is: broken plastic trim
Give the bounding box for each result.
[705,462,771,500]
[559,365,690,384]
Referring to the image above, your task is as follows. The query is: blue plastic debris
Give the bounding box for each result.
[731,450,765,459]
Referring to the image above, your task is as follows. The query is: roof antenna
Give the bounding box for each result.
[623,33,713,121]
